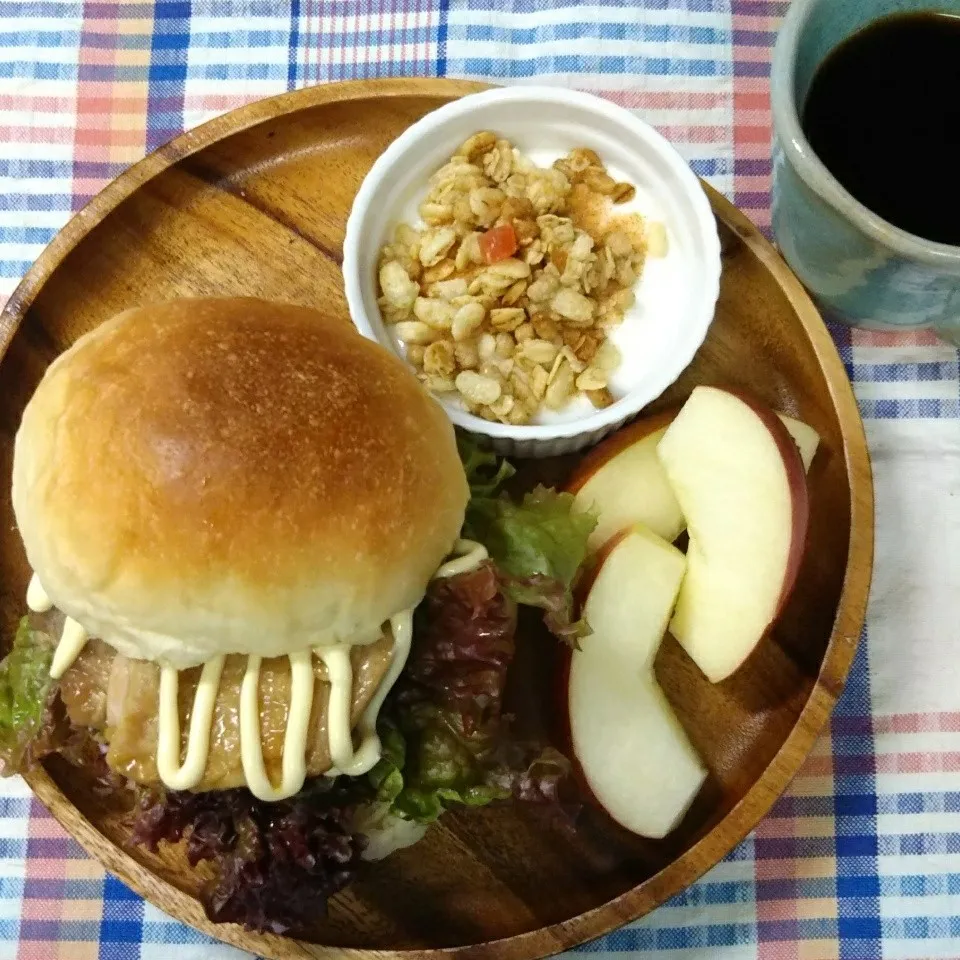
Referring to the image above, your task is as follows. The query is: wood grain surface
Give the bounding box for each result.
[0,79,874,960]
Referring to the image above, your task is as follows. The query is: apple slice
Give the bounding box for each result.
[568,410,818,554]
[567,411,684,550]
[566,526,706,839]
[779,413,820,472]
[657,386,809,683]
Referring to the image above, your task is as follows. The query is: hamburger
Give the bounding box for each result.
[0,298,594,932]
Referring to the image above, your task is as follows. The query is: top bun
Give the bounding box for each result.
[12,298,468,668]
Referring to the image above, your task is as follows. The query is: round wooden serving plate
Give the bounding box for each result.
[0,79,873,959]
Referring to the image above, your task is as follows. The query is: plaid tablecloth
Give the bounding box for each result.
[0,2,957,959]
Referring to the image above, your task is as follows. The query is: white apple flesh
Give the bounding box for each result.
[566,526,707,839]
[779,413,820,472]
[568,411,818,555]
[657,386,810,683]
[568,412,684,550]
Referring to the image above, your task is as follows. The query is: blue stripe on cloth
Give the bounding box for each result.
[0,194,74,212]
[0,878,24,902]
[574,922,757,951]
[667,879,755,906]
[439,0,451,76]
[139,920,222,944]
[859,398,960,420]
[452,0,732,10]
[831,633,883,960]
[0,797,32,818]
[0,159,72,180]
[881,916,960,940]
[0,61,76,80]
[881,873,960,897]
[0,261,35,279]
[169,29,290,48]
[188,62,289,81]
[773,791,960,817]
[20,919,101,941]
[99,876,144,959]
[287,0,300,89]
[449,55,730,77]
[0,1,82,14]
[878,833,960,856]
[146,2,190,152]
[447,22,730,44]
[851,360,959,383]
[829,321,854,381]
[0,29,82,47]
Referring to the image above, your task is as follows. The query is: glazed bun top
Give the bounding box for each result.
[12,297,468,668]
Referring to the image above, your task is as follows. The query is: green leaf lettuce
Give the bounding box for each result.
[0,618,55,776]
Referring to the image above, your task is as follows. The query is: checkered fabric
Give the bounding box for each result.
[0,2,957,959]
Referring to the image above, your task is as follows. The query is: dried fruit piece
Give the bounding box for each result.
[376,135,653,421]
[479,223,519,264]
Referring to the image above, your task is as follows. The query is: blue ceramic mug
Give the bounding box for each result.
[771,0,960,343]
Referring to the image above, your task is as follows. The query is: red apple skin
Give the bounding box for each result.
[573,526,632,604]
[555,523,653,804]
[559,526,632,758]
[719,387,810,623]
[565,408,679,495]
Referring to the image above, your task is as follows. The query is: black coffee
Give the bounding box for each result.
[802,12,960,245]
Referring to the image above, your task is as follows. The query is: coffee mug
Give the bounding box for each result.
[771,0,960,343]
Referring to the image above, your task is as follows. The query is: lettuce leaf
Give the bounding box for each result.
[372,715,509,824]
[457,434,515,498]
[464,484,596,645]
[371,561,571,826]
[0,618,56,776]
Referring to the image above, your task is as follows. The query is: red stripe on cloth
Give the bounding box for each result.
[182,92,264,113]
[851,329,944,348]
[873,711,960,732]
[733,0,777,231]
[0,94,76,113]
[17,801,67,960]
[874,751,960,774]
[0,126,74,143]
[756,732,834,959]
[735,90,769,110]
[736,44,778,63]
[656,125,729,142]
[733,14,781,31]
[734,124,772,143]
[596,90,730,110]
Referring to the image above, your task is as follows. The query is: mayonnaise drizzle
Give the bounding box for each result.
[434,539,489,579]
[240,650,315,801]
[25,575,89,680]
[317,646,355,770]
[26,574,52,613]
[50,618,88,680]
[324,610,413,778]
[27,538,490,799]
[156,657,226,790]
[322,541,486,778]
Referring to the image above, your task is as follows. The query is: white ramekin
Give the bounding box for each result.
[343,86,721,458]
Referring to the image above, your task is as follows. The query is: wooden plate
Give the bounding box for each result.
[0,78,873,960]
